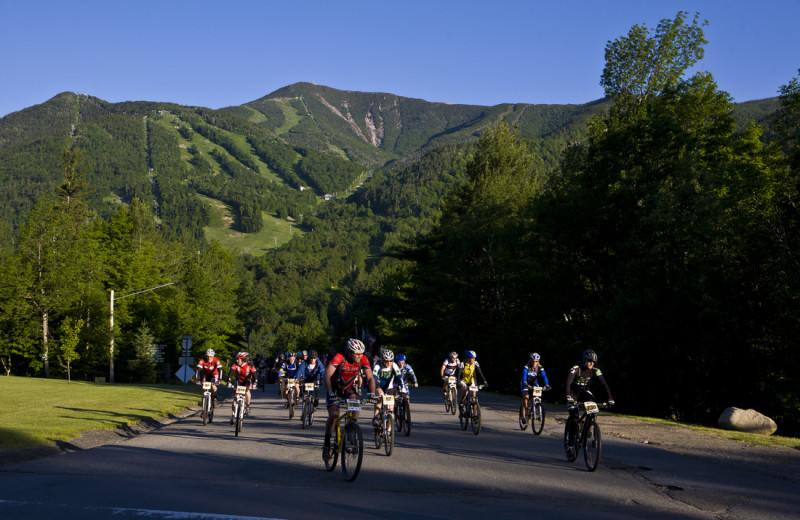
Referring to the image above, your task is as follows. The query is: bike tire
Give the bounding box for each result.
[471,402,482,435]
[308,401,315,427]
[209,397,214,423]
[583,419,602,472]
[384,412,394,456]
[324,425,339,471]
[202,394,209,426]
[449,388,457,415]
[395,400,403,430]
[532,402,545,436]
[564,418,579,462]
[374,413,382,449]
[444,391,451,413]
[301,400,308,429]
[459,404,468,430]
[402,400,411,437]
[234,401,243,437]
[288,389,295,420]
[341,421,363,482]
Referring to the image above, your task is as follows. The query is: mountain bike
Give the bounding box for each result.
[519,385,546,435]
[300,381,318,429]
[257,368,267,392]
[444,376,457,414]
[564,400,610,471]
[373,394,395,456]
[232,385,247,437]
[395,384,411,437]
[285,378,297,419]
[323,397,372,482]
[459,383,484,435]
[201,381,215,425]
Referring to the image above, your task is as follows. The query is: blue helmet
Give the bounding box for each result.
[465,350,476,359]
[396,353,406,362]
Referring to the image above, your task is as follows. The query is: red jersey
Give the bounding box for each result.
[197,357,222,377]
[329,352,371,393]
[231,361,257,385]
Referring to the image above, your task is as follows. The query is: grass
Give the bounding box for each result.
[199,194,304,255]
[0,376,202,452]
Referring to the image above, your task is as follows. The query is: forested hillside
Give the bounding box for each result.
[1,12,798,436]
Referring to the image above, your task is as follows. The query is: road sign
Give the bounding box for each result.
[175,365,193,384]
[179,356,194,366]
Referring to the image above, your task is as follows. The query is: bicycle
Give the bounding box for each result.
[300,381,318,429]
[564,400,610,471]
[519,385,546,435]
[285,378,297,419]
[394,384,411,437]
[201,381,215,425]
[257,368,267,392]
[443,376,457,415]
[232,385,247,437]
[459,383,484,435]
[373,394,395,456]
[323,397,371,482]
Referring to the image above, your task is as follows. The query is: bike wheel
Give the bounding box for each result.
[459,404,468,430]
[324,425,339,471]
[288,389,295,419]
[583,419,602,472]
[235,402,243,437]
[449,388,457,415]
[471,402,482,435]
[341,421,363,482]
[308,401,315,427]
[374,413,382,449]
[301,400,308,429]
[532,403,545,436]
[202,394,209,426]
[402,400,411,437]
[444,391,451,413]
[384,413,394,456]
[209,397,214,423]
[395,401,403,430]
[564,418,578,462]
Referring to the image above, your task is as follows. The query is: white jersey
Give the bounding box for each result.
[442,358,459,376]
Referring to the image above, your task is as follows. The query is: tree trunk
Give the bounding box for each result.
[43,310,50,378]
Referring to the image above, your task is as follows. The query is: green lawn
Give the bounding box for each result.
[0,376,201,452]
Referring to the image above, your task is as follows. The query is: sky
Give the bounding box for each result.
[1,0,799,118]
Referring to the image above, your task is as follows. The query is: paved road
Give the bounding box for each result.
[1,386,797,520]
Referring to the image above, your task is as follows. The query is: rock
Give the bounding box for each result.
[718,407,778,435]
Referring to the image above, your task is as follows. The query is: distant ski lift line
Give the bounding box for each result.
[114,281,180,301]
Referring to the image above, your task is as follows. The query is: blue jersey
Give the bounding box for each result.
[372,362,403,391]
[521,364,549,389]
[281,361,299,378]
[398,363,417,387]
[298,361,323,382]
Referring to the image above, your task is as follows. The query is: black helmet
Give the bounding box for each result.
[581,349,598,363]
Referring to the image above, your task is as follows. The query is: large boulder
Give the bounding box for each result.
[718,407,778,435]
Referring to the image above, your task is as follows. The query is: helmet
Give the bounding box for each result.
[465,350,476,359]
[381,349,394,362]
[582,349,598,363]
[205,349,215,357]
[309,350,318,359]
[237,352,249,360]
[302,350,308,356]
[347,338,366,354]
[289,351,296,357]
[449,351,458,359]
[395,353,406,362]
[530,352,541,361]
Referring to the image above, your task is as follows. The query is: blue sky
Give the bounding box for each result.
[1,0,798,118]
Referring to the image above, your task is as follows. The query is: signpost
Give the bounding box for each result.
[175,335,194,384]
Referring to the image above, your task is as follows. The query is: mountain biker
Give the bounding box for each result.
[298,349,324,407]
[519,352,551,426]
[564,349,615,451]
[195,349,222,402]
[282,352,301,407]
[228,352,257,424]
[440,351,460,400]
[372,349,403,429]
[457,350,488,416]
[395,353,419,400]
[254,353,268,387]
[323,338,377,460]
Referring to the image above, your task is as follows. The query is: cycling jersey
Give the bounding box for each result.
[298,360,324,383]
[230,361,257,387]
[398,364,418,387]
[566,364,613,402]
[196,357,222,382]
[281,361,299,379]
[442,358,459,376]
[328,352,371,394]
[521,364,549,390]
[372,362,402,391]
[458,361,482,385]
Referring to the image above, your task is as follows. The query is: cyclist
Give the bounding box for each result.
[396,353,419,398]
[282,352,301,408]
[440,351,460,401]
[254,353,268,388]
[323,338,376,460]
[457,350,488,416]
[564,349,615,453]
[371,349,403,429]
[228,352,257,424]
[298,349,324,407]
[519,352,551,426]
[195,349,222,402]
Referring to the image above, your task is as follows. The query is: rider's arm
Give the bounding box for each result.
[323,363,336,393]
[407,365,418,385]
[363,366,377,395]
[539,367,550,388]
[475,364,488,386]
[520,366,529,389]
[440,362,446,379]
[565,369,576,400]
[595,370,614,402]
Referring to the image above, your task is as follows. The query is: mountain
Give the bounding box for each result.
[0,83,781,243]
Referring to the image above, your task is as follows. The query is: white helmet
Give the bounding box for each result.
[205,349,215,357]
[381,349,394,362]
[347,338,365,354]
